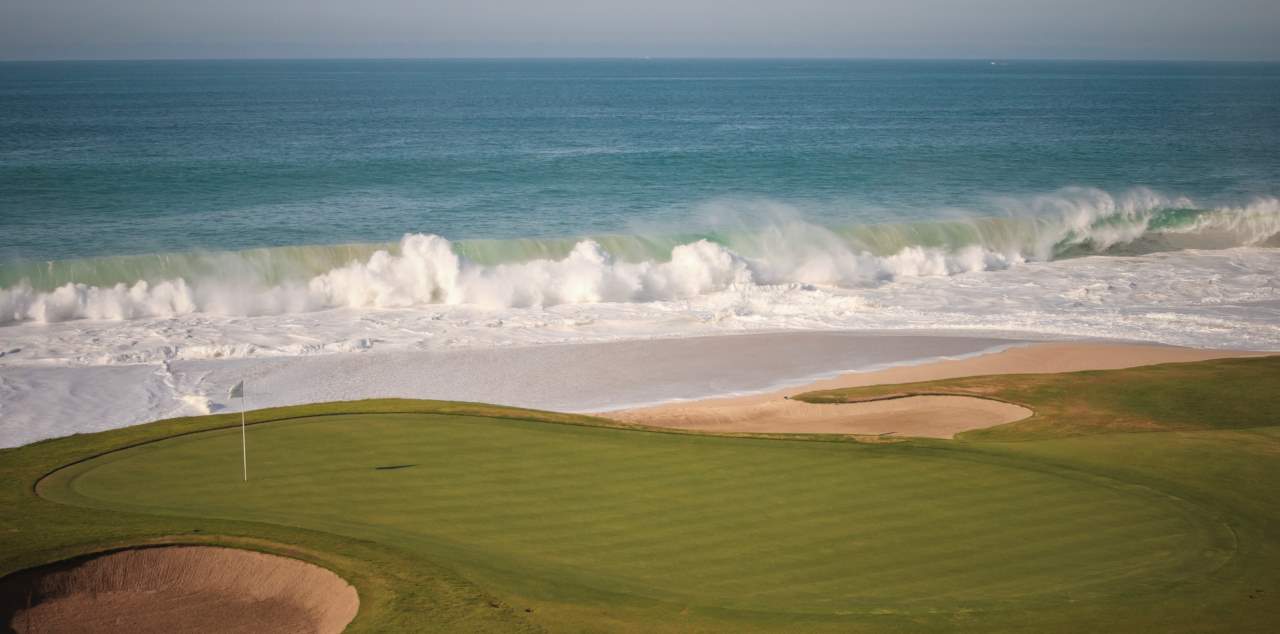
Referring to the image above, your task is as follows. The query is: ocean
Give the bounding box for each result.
[2,59,1279,359]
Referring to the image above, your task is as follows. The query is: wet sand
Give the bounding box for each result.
[3,332,1021,448]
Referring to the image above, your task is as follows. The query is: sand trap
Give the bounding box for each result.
[0,546,358,634]
[609,342,1266,438]
[622,394,1031,438]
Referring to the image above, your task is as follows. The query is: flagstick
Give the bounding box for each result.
[240,390,248,482]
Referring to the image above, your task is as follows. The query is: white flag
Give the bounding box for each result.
[229,380,244,399]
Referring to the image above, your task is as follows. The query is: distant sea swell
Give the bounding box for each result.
[2,187,1278,326]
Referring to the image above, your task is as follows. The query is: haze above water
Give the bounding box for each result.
[4,1,1278,60]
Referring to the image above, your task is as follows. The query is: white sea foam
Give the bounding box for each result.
[0,187,1277,372]
[1,233,997,323]
[1180,197,1280,245]
[2,241,1277,449]
[0,247,1277,370]
[4,188,1278,328]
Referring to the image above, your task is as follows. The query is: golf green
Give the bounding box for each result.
[36,412,1234,621]
[5,357,1279,631]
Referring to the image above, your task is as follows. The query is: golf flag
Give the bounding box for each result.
[231,380,247,481]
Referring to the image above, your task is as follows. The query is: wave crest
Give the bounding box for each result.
[2,188,1278,325]
[308,235,754,309]
[1,232,1006,324]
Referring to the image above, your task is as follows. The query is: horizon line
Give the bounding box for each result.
[2,55,1278,64]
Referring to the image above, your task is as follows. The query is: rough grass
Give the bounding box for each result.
[794,356,1280,440]
[2,359,1279,632]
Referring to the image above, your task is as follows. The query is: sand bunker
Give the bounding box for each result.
[616,394,1032,438]
[0,546,358,634]
[609,343,1262,438]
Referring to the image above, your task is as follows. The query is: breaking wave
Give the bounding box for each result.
[2,187,1278,325]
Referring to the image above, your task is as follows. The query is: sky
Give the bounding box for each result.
[2,0,1278,61]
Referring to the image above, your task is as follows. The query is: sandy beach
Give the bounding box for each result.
[1,332,1020,448]
[607,342,1268,438]
[1,330,1272,448]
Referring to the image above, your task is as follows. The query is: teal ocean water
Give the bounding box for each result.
[0,59,1278,348]
[4,59,1279,258]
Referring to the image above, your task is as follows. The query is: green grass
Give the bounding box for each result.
[795,356,1280,440]
[3,358,1279,632]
